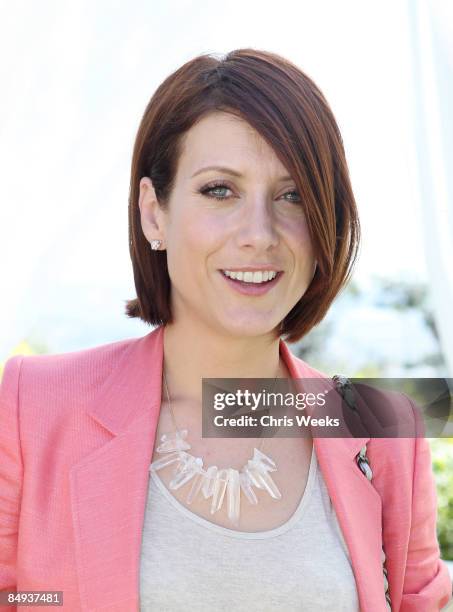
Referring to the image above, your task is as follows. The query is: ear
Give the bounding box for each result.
[138,177,167,246]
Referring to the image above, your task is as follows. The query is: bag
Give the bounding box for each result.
[333,375,392,611]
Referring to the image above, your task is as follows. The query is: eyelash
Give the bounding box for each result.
[198,181,301,203]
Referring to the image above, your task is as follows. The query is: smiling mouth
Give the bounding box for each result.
[218,269,284,294]
[220,270,281,284]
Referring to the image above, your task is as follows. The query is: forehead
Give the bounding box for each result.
[177,111,288,179]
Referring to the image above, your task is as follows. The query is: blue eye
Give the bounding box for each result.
[284,190,301,203]
[199,182,231,201]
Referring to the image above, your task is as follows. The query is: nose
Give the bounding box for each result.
[235,195,279,251]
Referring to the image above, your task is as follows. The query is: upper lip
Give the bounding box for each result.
[220,265,283,272]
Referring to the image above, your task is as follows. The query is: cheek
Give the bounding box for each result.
[282,217,314,257]
[168,211,221,273]
[283,224,316,283]
[181,210,225,251]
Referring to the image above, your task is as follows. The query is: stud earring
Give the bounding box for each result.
[150,239,162,250]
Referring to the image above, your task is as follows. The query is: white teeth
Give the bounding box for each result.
[222,270,278,283]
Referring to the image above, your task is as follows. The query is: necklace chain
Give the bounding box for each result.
[162,367,274,455]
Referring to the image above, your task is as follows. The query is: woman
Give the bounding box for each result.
[0,49,451,612]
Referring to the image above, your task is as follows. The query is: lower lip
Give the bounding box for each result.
[219,271,284,296]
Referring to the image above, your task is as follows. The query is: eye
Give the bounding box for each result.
[282,190,301,203]
[198,181,233,201]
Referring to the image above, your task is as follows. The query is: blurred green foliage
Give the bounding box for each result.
[430,438,453,560]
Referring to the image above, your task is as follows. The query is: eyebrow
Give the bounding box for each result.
[191,165,293,182]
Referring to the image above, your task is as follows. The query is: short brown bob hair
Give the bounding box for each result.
[125,48,360,343]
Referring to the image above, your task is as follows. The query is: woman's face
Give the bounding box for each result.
[139,111,316,339]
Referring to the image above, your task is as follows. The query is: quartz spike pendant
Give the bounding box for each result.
[201,466,218,499]
[226,468,241,525]
[156,429,191,453]
[246,448,282,499]
[150,450,184,473]
[186,470,205,505]
[251,447,277,471]
[210,469,228,514]
[169,455,203,490]
[239,470,259,504]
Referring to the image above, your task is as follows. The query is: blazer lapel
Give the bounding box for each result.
[313,437,388,610]
[280,340,389,611]
[69,327,165,611]
[70,326,387,611]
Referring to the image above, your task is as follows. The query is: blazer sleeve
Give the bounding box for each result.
[0,355,24,611]
[400,397,453,611]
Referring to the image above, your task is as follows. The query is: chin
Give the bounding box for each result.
[218,314,282,338]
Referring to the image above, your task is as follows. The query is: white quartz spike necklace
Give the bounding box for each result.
[149,368,282,527]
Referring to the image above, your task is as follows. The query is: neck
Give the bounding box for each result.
[162,320,288,405]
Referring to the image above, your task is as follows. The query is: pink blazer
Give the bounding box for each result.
[0,325,451,611]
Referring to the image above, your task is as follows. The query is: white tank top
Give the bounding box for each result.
[139,444,360,611]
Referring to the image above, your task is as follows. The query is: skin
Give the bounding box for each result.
[138,110,317,414]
